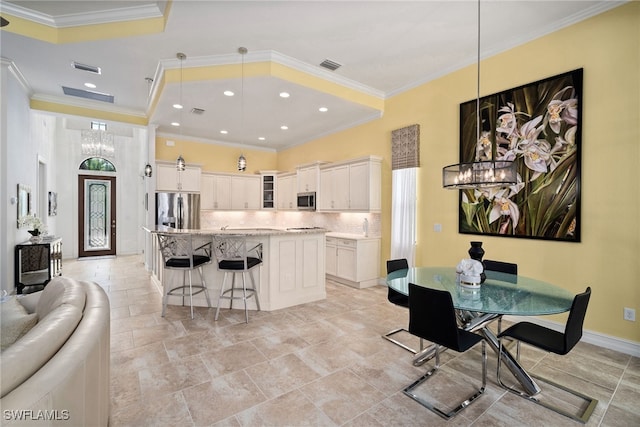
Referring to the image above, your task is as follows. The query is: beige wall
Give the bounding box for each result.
[156,135,278,174]
[157,3,639,342]
[280,3,640,342]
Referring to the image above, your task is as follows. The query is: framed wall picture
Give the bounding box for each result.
[458,68,582,242]
[48,191,57,216]
[17,184,31,227]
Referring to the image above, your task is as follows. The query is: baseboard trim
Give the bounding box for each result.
[503,315,640,357]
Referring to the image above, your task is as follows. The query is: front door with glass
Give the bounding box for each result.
[78,175,116,257]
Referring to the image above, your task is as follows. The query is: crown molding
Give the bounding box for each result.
[1,57,32,95]
[155,130,278,153]
[1,1,166,28]
[387,0,628,98]
[154,49,385,100]
[30,93,146,119]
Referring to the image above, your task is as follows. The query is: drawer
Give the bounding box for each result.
[336,239,356,248]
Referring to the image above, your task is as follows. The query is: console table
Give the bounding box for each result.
[15,237,62,294]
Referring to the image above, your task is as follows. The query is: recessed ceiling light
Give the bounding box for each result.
[220,130,228,134]
[173,103,183,109]
[258,137,265,141]
[171,122,180,127]
[280,125,288,130]
[319,107,328,112]
[84,82,96,89]
[279,92,290,98]
[224,90,234,97]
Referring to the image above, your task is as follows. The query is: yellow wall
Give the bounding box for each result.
[155,136,278,173]
[280,3,640,341]
[155,3,639,341]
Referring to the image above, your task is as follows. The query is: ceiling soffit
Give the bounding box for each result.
[1,1,169,42]
[149,50,385,118]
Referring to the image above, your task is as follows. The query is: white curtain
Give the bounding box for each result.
[391,167,417,266]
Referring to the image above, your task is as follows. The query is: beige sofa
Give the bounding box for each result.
[0,277,110,426]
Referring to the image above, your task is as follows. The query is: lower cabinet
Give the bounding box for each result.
[325,234,380,288]
[266,233,326,310]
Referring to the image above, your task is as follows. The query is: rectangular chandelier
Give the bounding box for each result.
[81,130,114,158]
[442,160,517,189]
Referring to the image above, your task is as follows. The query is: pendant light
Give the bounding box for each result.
[238,154,246,171]
[144,76,153,178]
[175,53,186,190]
[237,47,247,172]
[176,155,185,171]
[442,0,517,189]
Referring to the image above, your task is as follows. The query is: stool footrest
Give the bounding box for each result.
[219,287,258,300]
[167,285,208,297]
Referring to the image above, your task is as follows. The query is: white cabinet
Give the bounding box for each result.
[213,175,232,209]
[348,160,381,211]
[231,175,261,210]
[297,164,320,193]
[318,156,381,212]
[201,173,259,210]
[156,163,201,192]
[201,174,215,209]
[319,164,349,211]
[201,174,231,210]
[267,232,326,310]
[261,174,276,209]
[277,172,296,210]
[325,234,380,288]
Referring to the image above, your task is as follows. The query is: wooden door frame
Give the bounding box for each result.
[78,175,116,257]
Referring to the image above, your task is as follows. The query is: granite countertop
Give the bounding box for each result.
[143,226,327,236]
[326,232,380,240]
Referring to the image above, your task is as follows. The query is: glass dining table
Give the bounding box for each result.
[386,266,575,396]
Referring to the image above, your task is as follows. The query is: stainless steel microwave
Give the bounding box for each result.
[297,192,316,211]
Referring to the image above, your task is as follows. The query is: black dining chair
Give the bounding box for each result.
[483,259,518,275]
[383,259,421,353]
[403,284,486,419]
[483,260,518,334]
[496,287,597,423]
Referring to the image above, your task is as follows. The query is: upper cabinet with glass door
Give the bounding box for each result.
[259,172,277,210]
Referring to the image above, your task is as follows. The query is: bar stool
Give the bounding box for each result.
[212,235,262,323]
[156,232,212,319]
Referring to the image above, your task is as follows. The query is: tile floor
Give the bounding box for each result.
[63,255,639,426]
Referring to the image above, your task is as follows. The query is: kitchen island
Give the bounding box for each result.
[145,226,327,312]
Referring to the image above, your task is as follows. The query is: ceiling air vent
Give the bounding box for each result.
[72,61,101,74]
[319,59,342,71]
[62,86,114,103]
[191,108,205,115]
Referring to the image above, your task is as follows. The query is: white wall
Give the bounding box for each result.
[1,60,36,295]
[52,118,148,258]
[1,60,148,293]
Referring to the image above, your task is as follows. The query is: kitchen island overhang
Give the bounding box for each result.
[144,227,327,312]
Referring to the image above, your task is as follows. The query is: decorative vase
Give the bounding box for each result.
[28,229,42,243]
[468,241,486,283]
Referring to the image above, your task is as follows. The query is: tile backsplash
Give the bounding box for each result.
[201,211,380,237]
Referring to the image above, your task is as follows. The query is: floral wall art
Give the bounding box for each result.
[458,69,582,242]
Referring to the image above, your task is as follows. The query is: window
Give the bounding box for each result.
[91,121,107,131]
[79,157,116,172]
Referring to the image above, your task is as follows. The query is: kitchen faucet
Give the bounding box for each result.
[221,225,229,230]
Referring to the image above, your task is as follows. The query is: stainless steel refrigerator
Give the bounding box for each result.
[155,192,201,229]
